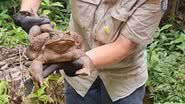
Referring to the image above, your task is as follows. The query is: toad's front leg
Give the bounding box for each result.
[42,49,95,76]
[42,49,85,64]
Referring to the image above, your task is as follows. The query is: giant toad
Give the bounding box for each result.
[26,24,94,85]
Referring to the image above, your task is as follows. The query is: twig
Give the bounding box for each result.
[18,46,23,70]
[18,46,26,84]
[22,47,29,60]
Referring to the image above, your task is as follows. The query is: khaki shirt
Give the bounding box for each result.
[62,0,163,101]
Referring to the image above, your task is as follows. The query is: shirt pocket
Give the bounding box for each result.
[71,0,101,29]
[93,0,142,44]
[93,9,123,44]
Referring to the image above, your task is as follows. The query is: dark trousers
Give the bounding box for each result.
[64,77,145,104]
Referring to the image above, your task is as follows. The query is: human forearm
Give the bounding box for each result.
[86,35,136,69]
[20,0,42,15]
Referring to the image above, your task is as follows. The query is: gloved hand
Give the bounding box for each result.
[42,61,82,77]
[61,55,94,76]
[61,61,82,77]
[13,11,50,33]
[72,55,95,76]
[42,55,94,77]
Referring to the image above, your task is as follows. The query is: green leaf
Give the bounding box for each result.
[27,93,38,99]
[39,95,49,104]
[174,34,185,43]
[160,24,172,32]
[43,10,51,15]
[177,43,185,51]
[0,81,8,95]
[51,2,64,8]
[37,86,46,97]
[0,95,9,104]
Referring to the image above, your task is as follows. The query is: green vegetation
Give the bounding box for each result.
[147,25,185,103]
[0,81,9,104]
[0,0,70,47]
[26,78,54,104]
[0,0,185,103]
[0,0,27,47]
[25,74,64,104]
[40,0,70,30]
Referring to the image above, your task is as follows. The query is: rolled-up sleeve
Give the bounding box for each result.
[120,2,163,45]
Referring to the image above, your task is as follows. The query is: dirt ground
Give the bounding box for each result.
[0,46,64,104]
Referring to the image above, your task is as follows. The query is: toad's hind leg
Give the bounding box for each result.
[29,59,44,86]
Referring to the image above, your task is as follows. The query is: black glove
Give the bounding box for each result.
[13,11,50,33]
[42,61,82,77]
[61,61,82,77]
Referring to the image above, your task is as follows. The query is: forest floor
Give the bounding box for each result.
[0,46,64,104]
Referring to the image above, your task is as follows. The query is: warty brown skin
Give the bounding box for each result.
[26,24,94,86]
